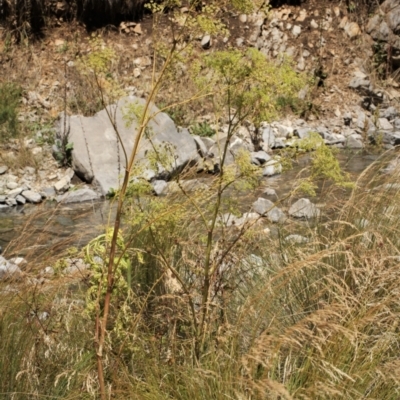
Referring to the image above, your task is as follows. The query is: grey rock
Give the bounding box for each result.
[54,176,70,193]
[201,35,211,49]
[41,187,56,198]
[15,195,26,205]
[58,97,199,195]
[152,180,168,196]
[22,190,42,203]
[261,125,276,150]
[0,256,21,280]
[381,131,400,146]
[0,166,8,175]
[63,258,88,276]
[10,257,27,267]
[378,118,393,130]
[219,212,259,227]
[381,156,400,174]
[292,25,302,38]
[252,198,286,223]
[5,198,17,206]
[262,159,282,176]
[274,123,293,138]
[289,198,320,219]
[193,135,209,157]
[41,266,54,276]
[380,106,397,120]
[349,77,370,90]
[0,195,6,203]
[6,182,18,190]
[294,127,313,139]
[285,234,309,244]
[0,204,9,210]
[24,166,35,175]
[356,111,374,131]
[252,197,275,215]
[199,136,215,150]
[251,151,271,165]
[346,134,364,149]
[6,188,23,198]
[57,188,100,204]
[263,187,277,197]
[387,3,400,33]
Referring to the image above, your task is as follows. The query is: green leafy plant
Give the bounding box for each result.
[0,82,22,142]
[190,121,215,137]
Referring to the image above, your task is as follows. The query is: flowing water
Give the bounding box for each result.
[0,152,380,256]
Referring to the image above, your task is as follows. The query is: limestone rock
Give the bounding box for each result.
[22,190,42,203]
[289,198,320,219]
[252,197,286,223]
[57,187,100,203]
[57,97,199,195]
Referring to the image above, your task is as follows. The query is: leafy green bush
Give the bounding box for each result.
[0,82,22,142]
[190,121,215,137]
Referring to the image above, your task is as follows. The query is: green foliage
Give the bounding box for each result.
[78,37,116,75]
[194,48,310,124]
[0,82,22,142]
[190,121,215,137]
[299,132,354,196]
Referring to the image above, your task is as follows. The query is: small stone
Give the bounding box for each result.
[292,25,302,38]
[262,160,282,176]
[296,9,307,22]
[310,19,319,29]
[41,266,55,276]
[289,198,320,219]
[41,187,56,198]
[54,39,65,47]
[133,67,141,78]
[346,134,364,149]
[152,180,168,196]
[201,35,211,49]
[251,151,271,165]
[0,257,21,280]
[133,24,142,34]
[10,257,27,267]
[5,198,17,206]
[6,182,18,190]
[239,14,247,23]
[15,195,26,205]
[378,118,393,130]
[0,166,8,175]
[345,22,361,38]
[22,190,42,203]
[31,147,42,155]
[263,188,277,197]
[54,176,70,193]
[7,188,23,198]
[56,188,99,204]
[285,234,309,244]
[24,166,35,175]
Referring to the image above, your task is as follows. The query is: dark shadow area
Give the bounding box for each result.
[0,0,147,39]
[269,0,303,7]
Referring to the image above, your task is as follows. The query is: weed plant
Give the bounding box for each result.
[0,82,22,142]
[1,152,400,398]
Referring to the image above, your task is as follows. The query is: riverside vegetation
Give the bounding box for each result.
[1,0,400,399]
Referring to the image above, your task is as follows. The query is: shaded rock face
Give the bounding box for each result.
[58,96,199,196]
[367,0,400,69]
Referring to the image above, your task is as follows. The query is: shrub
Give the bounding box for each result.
[0,82,22,142]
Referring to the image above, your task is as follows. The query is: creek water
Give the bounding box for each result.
[0,151,380,257]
